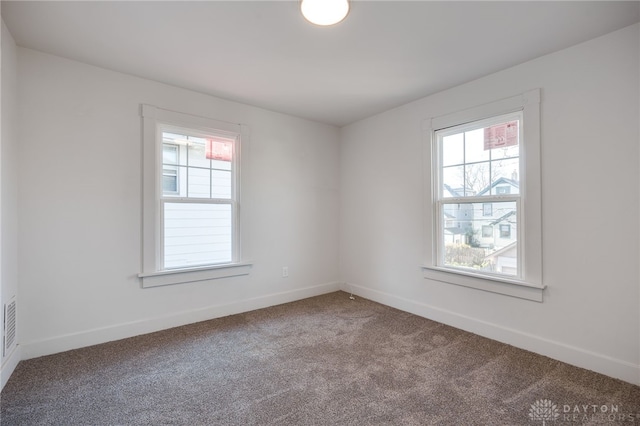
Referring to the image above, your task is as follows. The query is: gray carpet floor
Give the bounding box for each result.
[1,291,639,425]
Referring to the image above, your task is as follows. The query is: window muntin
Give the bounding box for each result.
[159,127,238,271]
[435,112,522,278]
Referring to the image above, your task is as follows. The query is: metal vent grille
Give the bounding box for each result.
[3,299,16,357]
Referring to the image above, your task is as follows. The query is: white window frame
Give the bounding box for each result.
[139,105,251,288]
[422,90,544,302]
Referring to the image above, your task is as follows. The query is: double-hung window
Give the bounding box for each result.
[139,105,251,288]
[160,130,235,269]
[436,112,522,276]
[423,90,543,301]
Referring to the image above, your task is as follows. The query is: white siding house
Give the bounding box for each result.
[442,177,519,276]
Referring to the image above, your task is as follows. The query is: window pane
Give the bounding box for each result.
[163,202,232,269]
[162,135,188,167]
[442,133,464,167]
[441,201,517,276]
[187,138,210,168]
[212,159,231,171]
[442,165,464,197]
[465,161,491,196]
[163,144,178,164]
[162,171,178,194]
[187,167,211,198]
[211,170,232,199]
[490,158,520,194]
[464,129,490,164]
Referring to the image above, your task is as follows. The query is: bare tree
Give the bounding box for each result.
[463,158,515,195]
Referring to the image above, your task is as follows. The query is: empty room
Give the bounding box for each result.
[1,1,639,424]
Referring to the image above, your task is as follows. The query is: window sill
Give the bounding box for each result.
[139,262,252,288]
[422,265,544,302]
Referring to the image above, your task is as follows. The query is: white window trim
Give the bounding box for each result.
[422,89,544,302]
[139,105,251,288]
[138,262,253,288]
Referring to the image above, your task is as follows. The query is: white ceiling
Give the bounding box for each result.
[2,1,639,127]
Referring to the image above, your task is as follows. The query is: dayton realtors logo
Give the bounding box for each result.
[529,399,640,423]
[529,399,560,425]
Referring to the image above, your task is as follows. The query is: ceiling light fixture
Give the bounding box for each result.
[301,0,350,26]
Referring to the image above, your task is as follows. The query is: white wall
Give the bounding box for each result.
[340,24,640,385]
[17,48,340,358]
[1,18,21,389]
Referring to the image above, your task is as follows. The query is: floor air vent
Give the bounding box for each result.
[3,298,16,357]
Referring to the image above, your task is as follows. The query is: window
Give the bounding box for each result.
[422,90,543,301]
[160,131,235,269]
[139,105,251,288]
[437,111,521,276]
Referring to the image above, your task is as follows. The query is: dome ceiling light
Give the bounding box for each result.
[301,0,350,26]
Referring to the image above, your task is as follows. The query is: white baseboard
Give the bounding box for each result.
[21,281,341,360]
[1,345,22,391]
[342,282,640,386]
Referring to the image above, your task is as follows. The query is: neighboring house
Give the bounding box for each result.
[476,177,519,275]
[442,184,473,245]
[443,177,519,275]
[475,176,518,250]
